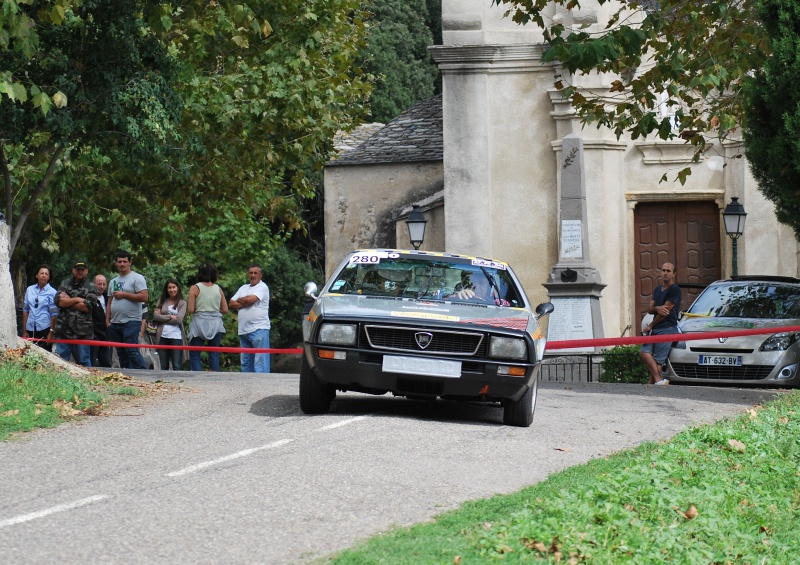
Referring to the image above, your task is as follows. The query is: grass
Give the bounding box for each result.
[329,391,800,564]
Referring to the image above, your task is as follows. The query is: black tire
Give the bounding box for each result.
[299,354,333,414]
[503,375,538,427]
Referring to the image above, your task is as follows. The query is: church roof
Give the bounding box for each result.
[327,94,443,166]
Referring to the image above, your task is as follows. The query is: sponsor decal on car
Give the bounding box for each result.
[460,317,528,331]
[391,311,460,321]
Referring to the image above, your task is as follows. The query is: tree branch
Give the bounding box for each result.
[10,144,67,254]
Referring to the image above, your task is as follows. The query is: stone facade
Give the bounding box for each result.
[323,0,800,339]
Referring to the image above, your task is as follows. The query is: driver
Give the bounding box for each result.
[451,274,509,306]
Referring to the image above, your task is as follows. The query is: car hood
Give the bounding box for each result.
[679,316,800,333]
[316,294,532,332]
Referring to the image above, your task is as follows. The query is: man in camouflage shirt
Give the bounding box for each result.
[54,259,97,366]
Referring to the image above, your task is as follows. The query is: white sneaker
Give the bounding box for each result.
[655,378,669,386]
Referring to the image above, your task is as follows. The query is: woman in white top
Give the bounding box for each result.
[153,278,188,370]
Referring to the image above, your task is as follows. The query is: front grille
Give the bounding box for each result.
[672,363,774,380]
[396,378,443,395]
[362,324,486,357]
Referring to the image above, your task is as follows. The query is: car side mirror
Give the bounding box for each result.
[304,281,318,299]
[535,302,554,320]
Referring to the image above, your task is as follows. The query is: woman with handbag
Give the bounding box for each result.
[186,264,228,371]
[153,278,188,370]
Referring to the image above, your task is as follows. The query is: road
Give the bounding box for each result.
[0,371,782,564]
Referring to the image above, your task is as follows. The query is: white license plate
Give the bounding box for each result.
[382,355,462,378]
[697,355,743,366]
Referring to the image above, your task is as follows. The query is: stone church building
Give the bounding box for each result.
[323,0,799,344]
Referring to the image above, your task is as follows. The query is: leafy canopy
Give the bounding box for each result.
[495,0,769,185]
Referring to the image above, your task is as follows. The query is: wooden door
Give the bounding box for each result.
[634,202,721,332]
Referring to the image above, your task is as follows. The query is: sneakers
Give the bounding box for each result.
[655,378,670,386]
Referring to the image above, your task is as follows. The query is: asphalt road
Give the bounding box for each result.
[0,371,783,564]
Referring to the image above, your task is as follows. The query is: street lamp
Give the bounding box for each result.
[405,205,427,250]
[722,197,747,277]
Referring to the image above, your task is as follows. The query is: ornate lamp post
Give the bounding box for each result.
[405,205,427,250]
[722,197,747,277]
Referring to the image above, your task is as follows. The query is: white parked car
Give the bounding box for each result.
[667,276,800,387]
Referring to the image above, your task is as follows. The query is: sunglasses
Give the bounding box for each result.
[35,297,39,308]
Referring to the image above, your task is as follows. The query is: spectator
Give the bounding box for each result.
[153,278,188,370]
[229,263,271,373]
[53,259,97,366]
[90,274,111,367]
[106,250,149,369]
[21,264,58,351]
[187,263,228,371]
[640,262,682,385]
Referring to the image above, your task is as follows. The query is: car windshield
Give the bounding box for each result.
[327,253,525,307]
[688,282,800,319]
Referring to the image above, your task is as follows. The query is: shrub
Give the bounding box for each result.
[599,345,649,383]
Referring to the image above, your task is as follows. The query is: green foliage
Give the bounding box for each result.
[599,345,649,383]
[330,391,800,563]
[365,0,439,122]
[495,0,768,184]
[742,0,800,237]
[0,351,104,440]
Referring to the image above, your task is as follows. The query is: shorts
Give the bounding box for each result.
[640,326,680,364]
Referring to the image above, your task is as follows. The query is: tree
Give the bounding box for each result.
[364,0,439,122]
[742,0,800,236]
[1,0,183,254]
[495,0,769,184]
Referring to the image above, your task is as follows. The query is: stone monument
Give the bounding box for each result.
[543,134,606,352]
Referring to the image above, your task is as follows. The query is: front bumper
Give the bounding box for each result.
[304,343,535,402]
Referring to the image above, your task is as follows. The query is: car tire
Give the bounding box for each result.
[299,354,333,414]
[502,375,538,427]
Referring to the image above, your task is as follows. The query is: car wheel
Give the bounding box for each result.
[299,354,333,414]
[502,375,538,427]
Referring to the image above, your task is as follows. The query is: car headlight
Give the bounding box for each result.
[489,336,527,360]
[759,332,800,352]
[318,323,357,346]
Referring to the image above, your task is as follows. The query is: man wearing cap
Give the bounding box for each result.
[53,259,98,366]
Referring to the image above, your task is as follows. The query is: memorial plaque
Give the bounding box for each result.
[547,297,594,352]
[561,220,583,259]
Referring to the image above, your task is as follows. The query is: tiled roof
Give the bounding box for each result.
[327,95,443,166]
[332,123,385,154]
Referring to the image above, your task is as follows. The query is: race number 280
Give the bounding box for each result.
[350,252,388,264]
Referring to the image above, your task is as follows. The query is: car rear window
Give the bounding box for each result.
[688,282,800,319]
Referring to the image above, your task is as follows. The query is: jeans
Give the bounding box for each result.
[189,333,223,371]
[239,328,270,373]
[107,321,145,369]
[91,342,112,367]
[56,343,92,367]
[158,337,183,370]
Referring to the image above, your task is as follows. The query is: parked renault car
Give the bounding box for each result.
[667,276,800,387]
[299,249,554,426]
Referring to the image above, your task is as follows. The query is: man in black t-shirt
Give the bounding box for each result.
[640,262,681,385]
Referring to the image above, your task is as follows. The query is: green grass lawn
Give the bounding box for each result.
[0,347,147,441]
[330,391,800,564]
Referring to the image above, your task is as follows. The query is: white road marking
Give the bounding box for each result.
[316,416,368,431]
[0,495,109,529]
[166,439,294,477]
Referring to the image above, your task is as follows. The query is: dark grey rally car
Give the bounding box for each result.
[299,249,553,427]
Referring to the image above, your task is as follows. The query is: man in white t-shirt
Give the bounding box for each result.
[106,250,149,369]
[229,264,271,373]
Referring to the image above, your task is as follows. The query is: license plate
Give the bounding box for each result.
[697,355,743,366]
[382,355,462,378]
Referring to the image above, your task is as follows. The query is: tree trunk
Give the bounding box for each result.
[0,224,18,348]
